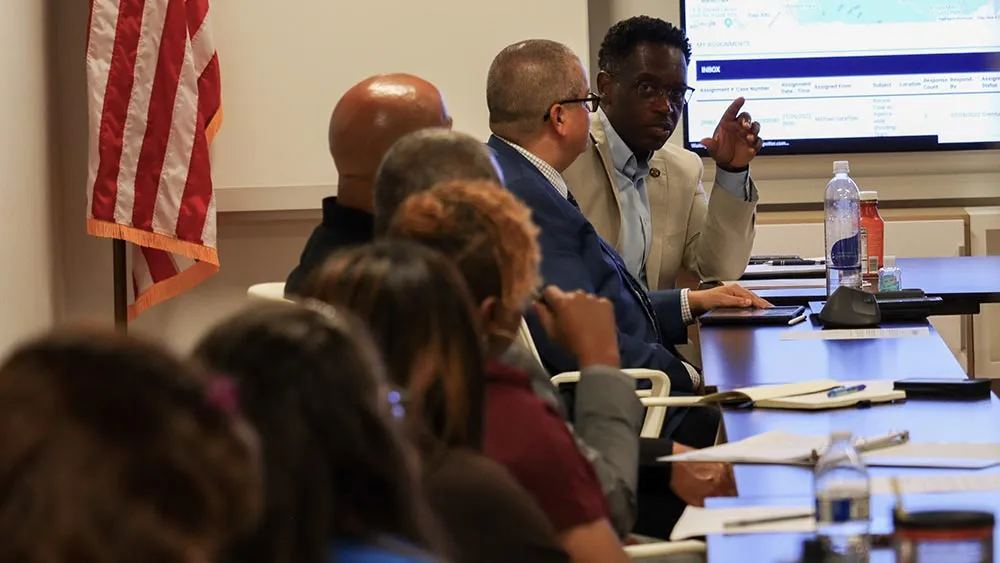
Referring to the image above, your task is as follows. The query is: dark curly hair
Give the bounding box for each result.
[387,179,541,314]
[598,15,692,74]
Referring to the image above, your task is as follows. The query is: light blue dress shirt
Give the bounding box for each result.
[596,108,755,289]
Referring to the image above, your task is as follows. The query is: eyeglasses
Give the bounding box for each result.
[543,93,601,121]
[631,80,695,106]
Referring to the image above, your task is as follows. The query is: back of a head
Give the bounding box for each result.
[487,39,585,140]
[194,303,435,563]
[329,74,452,197]
[387,180,541,315]
[0,329,259,563]
[303,240,486,453]
[373,128,502,235]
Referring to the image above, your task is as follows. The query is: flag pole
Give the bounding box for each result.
[112,239,128,331]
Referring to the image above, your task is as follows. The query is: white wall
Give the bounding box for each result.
[590,0,1000,208]
[0,1,55,356]
[41,0,1000,353]
[50,0,590,350]
[212,0,592,212]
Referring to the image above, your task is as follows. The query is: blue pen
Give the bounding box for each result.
[827,384,867,398]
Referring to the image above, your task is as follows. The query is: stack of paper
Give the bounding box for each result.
[871,472,1000,496]
[659,429,1000,469]
[671,473,1000,541]
[781,327,930,341]
[670,506,815,541]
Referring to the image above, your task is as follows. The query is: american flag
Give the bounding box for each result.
[86,0,221,321]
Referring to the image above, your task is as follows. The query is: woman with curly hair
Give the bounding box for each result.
[305,240,569,563]
[308,180,635,563]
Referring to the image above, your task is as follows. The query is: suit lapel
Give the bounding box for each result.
[644,155,671,290]
[589,117,624,247]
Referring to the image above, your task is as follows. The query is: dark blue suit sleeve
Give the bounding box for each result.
[649,290,688,345]
[513,182,694,394]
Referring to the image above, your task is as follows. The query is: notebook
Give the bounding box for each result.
[642,380,842,408]
[643,380,904,410]
[757,380,906,410]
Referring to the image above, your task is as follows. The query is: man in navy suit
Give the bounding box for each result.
[485,39,768,533]
[485,40,765,392]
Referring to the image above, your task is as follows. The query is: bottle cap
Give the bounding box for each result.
[884,256,896,268]
[860,190,878,201]
[833,160,850,174]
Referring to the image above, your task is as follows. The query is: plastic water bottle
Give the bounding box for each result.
[814,431,871,561]
[824,161,862,296]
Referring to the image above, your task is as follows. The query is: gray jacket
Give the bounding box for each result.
[499,343,643,538]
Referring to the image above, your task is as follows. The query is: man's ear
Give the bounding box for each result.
[443,115,454,130]
[596,70,614,102]
[551,105,570,136]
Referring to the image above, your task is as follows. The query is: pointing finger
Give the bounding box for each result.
[721,97,746,121]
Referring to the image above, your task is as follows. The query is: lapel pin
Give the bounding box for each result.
[649,168,661,178]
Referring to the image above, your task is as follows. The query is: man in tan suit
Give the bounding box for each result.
[564,16,763,290]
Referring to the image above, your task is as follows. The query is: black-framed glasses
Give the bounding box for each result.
[543,93,601,120]
[631,80,696,106]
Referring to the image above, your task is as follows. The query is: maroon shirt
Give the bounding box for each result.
[483,361,610,533]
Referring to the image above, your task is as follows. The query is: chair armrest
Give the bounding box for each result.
[551,369,671,397]
[625,539,706,559]
[247,282,292,303]
[640,396,713,408]
[551,369,672,439]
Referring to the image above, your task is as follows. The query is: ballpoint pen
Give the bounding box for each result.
[788,314,808,326]
[771,259,824,266]
[809,429,910,462]
[827,384,867,397]
[722,511,814,529]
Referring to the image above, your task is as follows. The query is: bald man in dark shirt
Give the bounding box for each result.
[285,73,453,295]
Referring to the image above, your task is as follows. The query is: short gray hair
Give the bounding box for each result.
[487,40,586,138]
[373,129,502,235]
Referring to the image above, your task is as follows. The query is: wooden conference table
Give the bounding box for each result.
[743,256,1000,316]
[697,316,1000,561]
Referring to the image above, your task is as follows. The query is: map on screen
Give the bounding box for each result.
[681,0,1000,155]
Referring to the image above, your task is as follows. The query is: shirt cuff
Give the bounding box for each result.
[714,166,754,202]
[683,361,703,390]
[681,288,693,325]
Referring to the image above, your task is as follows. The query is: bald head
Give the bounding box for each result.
[329,74,452,211]
[374,129,503,235]
[487,40,587,139]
